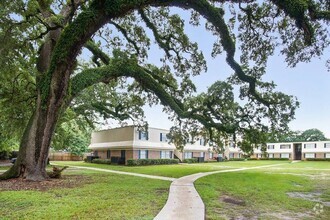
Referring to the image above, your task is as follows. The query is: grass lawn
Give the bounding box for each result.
[195,161,330,220]
[1,160,328,219]
[53,160,290,178]
[0,166,11,170]
[0,169,170,220]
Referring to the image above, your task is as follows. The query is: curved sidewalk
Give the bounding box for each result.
[154,163,287,220]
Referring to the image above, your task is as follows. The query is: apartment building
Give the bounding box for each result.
[252,141,330,160]
[89,126,213,164]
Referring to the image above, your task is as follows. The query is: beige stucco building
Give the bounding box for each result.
[89,126,213,164]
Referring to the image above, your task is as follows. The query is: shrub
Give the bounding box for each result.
[183,158,198,163]
[127,159,179,166]
[92,159,112,164]
[229,158,245,161]
[246,158,258,160]
[305,158,330,161]
[259,158,290,160]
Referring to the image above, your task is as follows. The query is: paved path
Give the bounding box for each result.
[154,163,287,220]
[51,163,176,182]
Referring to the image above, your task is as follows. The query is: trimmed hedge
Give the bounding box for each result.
[183,158,198,163]
[305,158,330,161]
[259,158,290,160]
[92,159,112,164]
[229,158,245,161]
[127,159,179,166]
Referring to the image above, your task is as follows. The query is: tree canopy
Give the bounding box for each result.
[0,0,329,180]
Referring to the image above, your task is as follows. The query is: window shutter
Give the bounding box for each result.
[160,133,162,141]
[139,131,141,140]
[160,151,162,158]
[314,143,316,148]
[138,150,141,159]
[304,144,306,149]
[146,150,149,159]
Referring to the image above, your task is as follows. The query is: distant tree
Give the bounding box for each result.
[299,128,327,141]
[239,129,268,157]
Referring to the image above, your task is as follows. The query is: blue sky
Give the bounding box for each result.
[140,8,330,138]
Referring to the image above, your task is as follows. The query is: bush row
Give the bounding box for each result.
[183,158,198,163]
[127,159,179,166]
[305,158,330,161]
[92,159,112,164]
[259,158,290,160]
[229,158,245,161]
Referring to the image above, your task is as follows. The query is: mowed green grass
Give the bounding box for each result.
[53,160,289,178]
[0,170,170,220]
[195,161,330,220]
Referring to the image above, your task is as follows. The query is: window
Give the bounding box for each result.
[139,150,148,159]
[229,153,234,158]
[209,152,213,159]
[184,152,192,159]
[94,150,98,157]
[139,131,148,140]
[280,144,291,149]
[238,153,241,158]
[200,152,205,157]
[304,143,316,149]
[267,145,275,149]
[325,153,330,158]
[324,143,330,148]
[268,153,274,158]
[160,151,171,159]
[304,153,315,159]
[280,153,290,158]
[160,133,168,142]
[107,150,111,159]
[200,138,206,146]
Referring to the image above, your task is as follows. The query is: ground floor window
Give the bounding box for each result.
[107,150,111,159]
[238,153,241,158]
[209,152,213,159]
[229,153,234,158]
[268,153,274,158]
[200,152,205,157]
[280,153,290,158]
[184,152,193,159]
[94,150,98,157]
[160,150,172,159]
[139,150,148,159]
[304,153,315,159]
[325,153,330,158]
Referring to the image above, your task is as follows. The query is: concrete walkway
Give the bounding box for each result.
[51,164,176,182]
[154,163,287,220]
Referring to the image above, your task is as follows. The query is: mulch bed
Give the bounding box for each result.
[0,175,92,191]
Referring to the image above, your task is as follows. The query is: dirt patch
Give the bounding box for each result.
[155,188,168,195]
[0,175,92,191]
[286,192,330,207]
[220,195,246,206]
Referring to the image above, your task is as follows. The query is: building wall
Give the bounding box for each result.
[91,126,135,144]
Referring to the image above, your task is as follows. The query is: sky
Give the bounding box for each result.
[104,7,330,138]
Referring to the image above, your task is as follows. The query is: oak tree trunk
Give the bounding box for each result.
[0,27,70,181]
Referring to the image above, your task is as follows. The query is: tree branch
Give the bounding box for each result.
[109,21,141,55]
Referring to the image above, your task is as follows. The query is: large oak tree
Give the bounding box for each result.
[1,0,329,181]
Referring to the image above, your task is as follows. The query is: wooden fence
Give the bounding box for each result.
[48,152,82,161]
